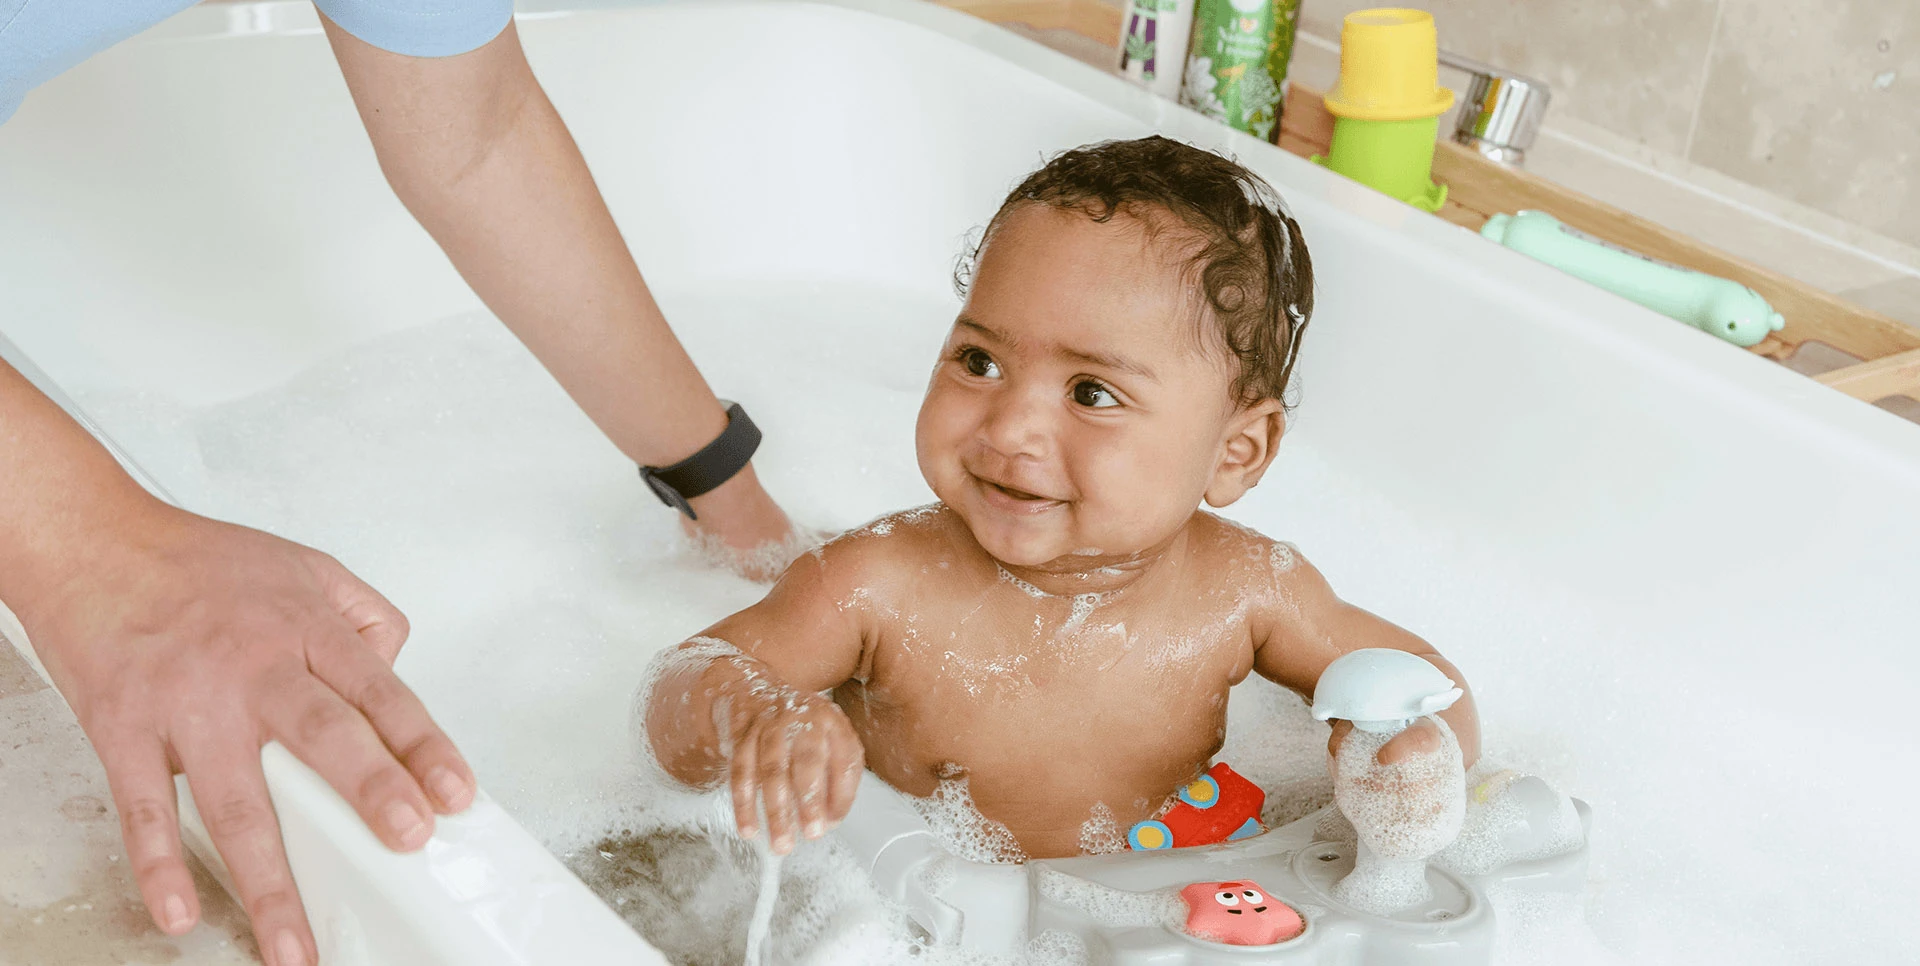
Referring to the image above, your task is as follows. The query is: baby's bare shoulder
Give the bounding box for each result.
[1189,512,1312,585]
[795,504,978,603]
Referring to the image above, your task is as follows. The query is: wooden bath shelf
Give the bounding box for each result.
[944,0,1920,408]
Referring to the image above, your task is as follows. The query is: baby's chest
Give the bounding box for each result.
[867,604,1249,731]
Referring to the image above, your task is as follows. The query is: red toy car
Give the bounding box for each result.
[1127,762,1266,850]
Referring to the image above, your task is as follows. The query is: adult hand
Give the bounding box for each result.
[17,506,473,966]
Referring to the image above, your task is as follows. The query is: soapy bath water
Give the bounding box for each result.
[63,282,1917,964]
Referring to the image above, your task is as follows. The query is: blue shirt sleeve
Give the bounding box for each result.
[312,0,513,58]
[1,0,197,124]
[1,0,512,124]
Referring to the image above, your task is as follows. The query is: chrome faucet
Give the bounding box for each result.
[1438,50,1552,167]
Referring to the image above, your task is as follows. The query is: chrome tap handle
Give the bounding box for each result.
[1439,49,1552,167]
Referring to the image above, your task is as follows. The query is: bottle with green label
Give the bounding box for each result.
[1179,0,1301,142]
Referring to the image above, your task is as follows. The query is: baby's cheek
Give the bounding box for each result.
[1076,446,1205,542]
[914,402,967,493]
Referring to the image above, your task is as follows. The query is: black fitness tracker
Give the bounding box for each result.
[638,401,761,520]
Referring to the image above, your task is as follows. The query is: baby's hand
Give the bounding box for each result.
[1326,718,1446,767]
[723,690,866,855]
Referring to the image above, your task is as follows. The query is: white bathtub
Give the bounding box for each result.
[3,1,1919,963]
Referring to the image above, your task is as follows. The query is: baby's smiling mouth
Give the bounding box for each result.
[990,481,1047,501]
[972,473,1065,512]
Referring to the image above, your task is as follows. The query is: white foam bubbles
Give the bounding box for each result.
[1330,718,1466,914]
[1036,869,1185,930]
[911,775,1029,865]
[1075,803,1126,856]
[1435,766,1584,877]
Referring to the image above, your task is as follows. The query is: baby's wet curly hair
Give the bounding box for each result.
[955,136,1314,408]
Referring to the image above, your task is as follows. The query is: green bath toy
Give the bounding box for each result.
[1310,9,1455,213]
[1481,210,1787,347]
[1315,115,1448,212]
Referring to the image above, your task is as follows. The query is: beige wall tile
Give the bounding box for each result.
[1687,0,1920,248]
[1299,0,1722,156]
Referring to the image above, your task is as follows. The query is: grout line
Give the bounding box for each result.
[1681,0,1728,162]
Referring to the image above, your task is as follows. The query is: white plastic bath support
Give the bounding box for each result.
[179,744,665,966]
[835,772,1030,957]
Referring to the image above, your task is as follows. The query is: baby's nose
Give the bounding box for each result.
[978,389,1056,460]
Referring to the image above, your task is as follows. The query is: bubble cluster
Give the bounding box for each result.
[1435,766,1584,876]
[910,776,1029,865]
[684,525,828,585]
[1037,869,1185,929]
[1075,803,1126,856]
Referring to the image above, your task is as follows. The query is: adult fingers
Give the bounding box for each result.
[304,551,410,665]
[179,739,314,966]
[754,723,798,855]
[257,666,433,852]
[306,628,473,815]
[788,723,831,841]
[729,723,763,841]
[96,732,199,936]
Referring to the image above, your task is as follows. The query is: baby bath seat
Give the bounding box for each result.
[836,772,1592,965]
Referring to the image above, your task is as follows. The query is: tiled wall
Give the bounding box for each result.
[1298,0,1920,250]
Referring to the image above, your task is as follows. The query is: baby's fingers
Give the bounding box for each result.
[755,725,799,855]
[729,727,762,841]
[824,725,866,830]
[1325,719,1353,779]
[1378,719,1444,766]
[789,725,831,842]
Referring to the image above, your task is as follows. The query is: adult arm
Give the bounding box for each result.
[320,18,793,559]
[0,359,473,966]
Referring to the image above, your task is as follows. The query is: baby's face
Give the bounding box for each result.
[916,205,1264,568]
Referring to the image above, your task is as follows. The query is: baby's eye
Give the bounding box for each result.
[1072,380,1118,408]
[1242,889,1264,903]
[957,347,1000,379]
[1214,891,1240,906]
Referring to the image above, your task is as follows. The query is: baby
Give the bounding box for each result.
[644,136,1479,859]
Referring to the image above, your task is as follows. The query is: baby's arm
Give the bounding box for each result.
[643,540,876,853]
[1249,549,1480,767]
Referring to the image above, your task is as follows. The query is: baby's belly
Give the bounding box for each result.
[835,682,1226,858]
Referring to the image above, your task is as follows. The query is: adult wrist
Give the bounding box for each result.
[0,482,181,634]
[638,401,761,520]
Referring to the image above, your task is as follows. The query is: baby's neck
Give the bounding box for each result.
[990,527,1188,599]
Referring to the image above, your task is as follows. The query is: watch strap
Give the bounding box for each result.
[639,401,761,520]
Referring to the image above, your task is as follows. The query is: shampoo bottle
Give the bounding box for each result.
[1117,0,1199,100]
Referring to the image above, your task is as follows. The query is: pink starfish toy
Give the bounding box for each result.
[1179,880,1305,946]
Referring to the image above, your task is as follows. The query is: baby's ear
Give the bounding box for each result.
[1204,400,1286,508]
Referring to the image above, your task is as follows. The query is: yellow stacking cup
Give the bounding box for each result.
[1322,8,1454,121]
